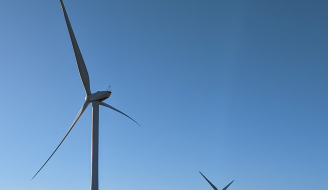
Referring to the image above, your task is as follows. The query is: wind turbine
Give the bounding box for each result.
[32,0,140,189]
[199,171,234,190]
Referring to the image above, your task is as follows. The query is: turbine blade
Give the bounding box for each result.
[31,100,90,180]
[222,180,234,190]
[99,102,140,126]
[60,0,91,95]
[199,171,218,190]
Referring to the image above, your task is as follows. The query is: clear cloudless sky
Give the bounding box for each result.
[0,0,327,189]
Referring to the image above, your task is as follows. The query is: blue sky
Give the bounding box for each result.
[0,0,327,189]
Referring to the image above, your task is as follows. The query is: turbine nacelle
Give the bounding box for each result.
[88,91,111,102]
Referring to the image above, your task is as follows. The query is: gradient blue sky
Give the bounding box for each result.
[0,0,327,189]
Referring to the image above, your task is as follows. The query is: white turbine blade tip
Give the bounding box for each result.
[99,102,140,126]
[31,101,90,180]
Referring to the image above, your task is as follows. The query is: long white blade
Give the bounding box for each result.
[222,180,234,190]
[31,100,90,180]
[99,102,140,126]
[199,171,218,190]
[60,0,91,95]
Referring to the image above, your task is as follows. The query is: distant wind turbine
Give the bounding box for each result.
[32,1,140,190]
[199,171,234,190]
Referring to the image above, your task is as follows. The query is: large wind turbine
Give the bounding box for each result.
[32,1,139,189]
[199,171,234,190]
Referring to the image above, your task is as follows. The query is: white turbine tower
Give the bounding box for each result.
[199,171,234,190]
[32,1,140,190]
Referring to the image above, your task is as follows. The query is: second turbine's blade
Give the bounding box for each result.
[222,180,234,190]
[31,100,90,180]
[199,171,218,190]
[60,0,91,95]
[99,102,140,126]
